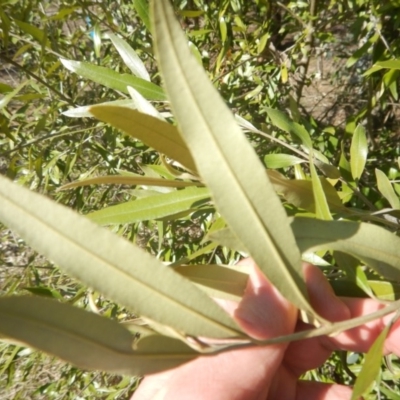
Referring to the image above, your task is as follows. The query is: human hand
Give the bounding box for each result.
[132,259,400,400]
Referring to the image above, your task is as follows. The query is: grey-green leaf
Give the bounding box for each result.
[350,124,368,181]
[0,175,242,339]
[0,296,197,375]
[87,187,209,225]
[292,217,400,281]
[89,105,197,173]
[265,107,313,149]
[151,0,319,319]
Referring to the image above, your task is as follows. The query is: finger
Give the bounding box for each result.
[283,264,400,378]
[303,263,351,322]
[234,261,297,339]
[303,263,400,356]
[326,297,400,355]
[279,264,351,375]
[132,259,297,400]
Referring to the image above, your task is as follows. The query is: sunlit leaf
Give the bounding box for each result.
[265,107,313,149]
[350,124,368,181]
[351,324,391,400]
[0,175,243,339]
[89,105,197,173]
[60,58,165,100]
[375,168,400,209]
[106,32,151,81]
[309,157,332,220]
[0,296,198,374]
[374,59,400,70]
[264,154,305,169]
[152,1,320,320]
[87,187,210,225]
[133,0,151,32]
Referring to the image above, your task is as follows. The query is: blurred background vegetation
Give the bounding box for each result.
[2,0,400,398]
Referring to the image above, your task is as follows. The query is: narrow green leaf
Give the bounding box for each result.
[334,252,374,298]
[106,32,150,81]
[309,157,332,220]
[0,296,198,374]
[0,175,243,339]
[152,0,319,319]
[13,19,50,48]
[92,23,102,59]
[264,154,305,169]
[133,0,151,32]
[0,5,11,49]
[87,187,210,225]
[350,124,368,180]
[367,280,400,301]
[313,159,341,179]
[89,105,197,173]
[351,324,391,400]
[265,107,313,149]
[60,175,199,191]
[375,168,400,209]
[292,217,400,281]
[375,59,400,70]
[0,80,30,110]
[60,58,165,100]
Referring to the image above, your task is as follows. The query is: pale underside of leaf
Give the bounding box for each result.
[0,175,242,339]
[88,105,198,173]
[0,296,198,375]
[106,32,151,81]
[63,99,136,118]
[151,0,319,320]
[292,217,400,281]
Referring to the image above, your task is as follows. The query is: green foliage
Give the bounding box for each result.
[2,0,400,398]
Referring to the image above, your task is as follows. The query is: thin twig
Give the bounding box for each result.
[0,54,75,106]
